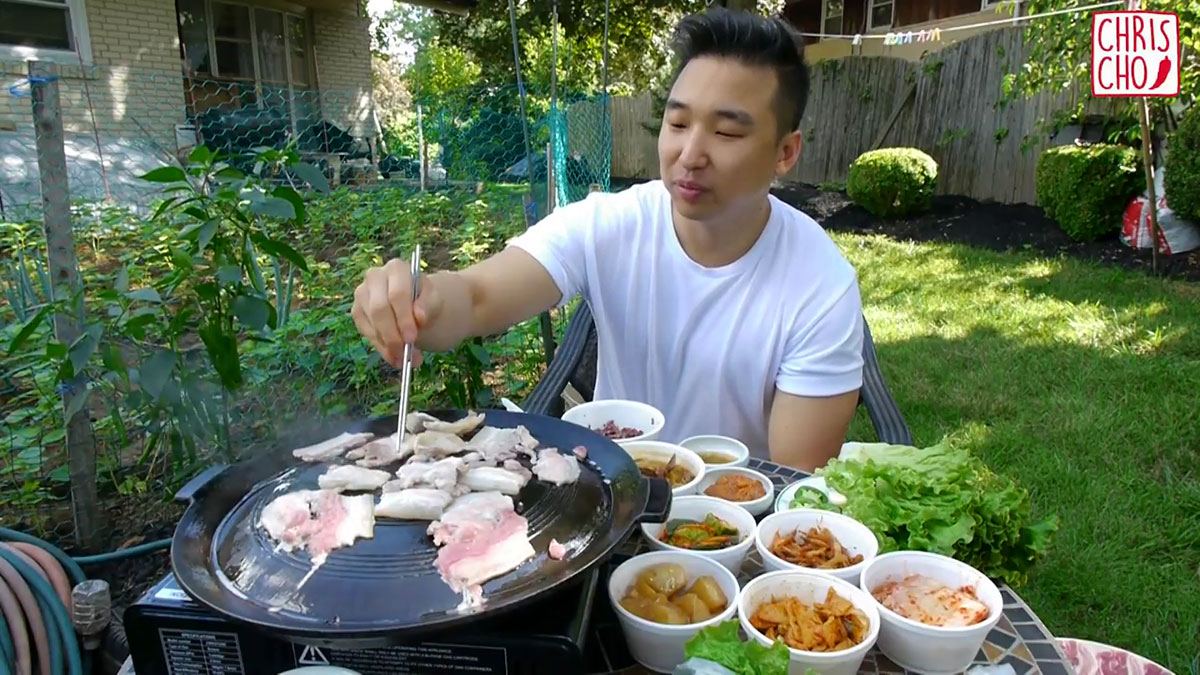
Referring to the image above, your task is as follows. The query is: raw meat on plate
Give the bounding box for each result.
[318,465,392,492]
[392,456,466,493]
[291,432,374,462]
[258,489,375,567]
[427,491,536,609]
[462,466,529,495]
[532,447,581,485]
[376,488,454,520]
[348,433,415,468]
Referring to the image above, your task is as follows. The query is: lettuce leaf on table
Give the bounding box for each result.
[682,620,789,675]
[817,441,1059,586]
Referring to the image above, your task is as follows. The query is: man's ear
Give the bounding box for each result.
[775,130,803,177]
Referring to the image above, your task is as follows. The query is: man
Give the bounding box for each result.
[352,8,864,471]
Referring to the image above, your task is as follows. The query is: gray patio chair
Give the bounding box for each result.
[521,301,914,445]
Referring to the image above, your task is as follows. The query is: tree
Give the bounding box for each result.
[1003,0,1198,133]
[426,0,707,95]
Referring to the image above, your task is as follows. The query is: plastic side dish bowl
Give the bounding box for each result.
[755,508,878,586]
[561,399,665,443]
[640,495,757,575]
[607,550,741,674]
[693,466,775,517]
[859,551,1004,675]
[621,441,706,497]
[678,435,750,468]
[737,569,880,675]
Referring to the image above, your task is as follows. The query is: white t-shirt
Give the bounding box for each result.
[508,180,864,459]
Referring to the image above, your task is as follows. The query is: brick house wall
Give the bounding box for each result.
[312,7,375,139]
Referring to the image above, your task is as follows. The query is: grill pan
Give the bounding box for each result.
[170,408,671,647]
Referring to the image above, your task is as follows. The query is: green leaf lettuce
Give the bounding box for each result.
[683,620,789,675]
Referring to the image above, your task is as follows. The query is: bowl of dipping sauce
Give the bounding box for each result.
[679,435,750,468]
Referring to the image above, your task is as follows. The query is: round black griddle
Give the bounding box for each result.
[170,408,671,647]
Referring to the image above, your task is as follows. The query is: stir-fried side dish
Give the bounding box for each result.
[871,573,990,627]
[259,410,586,608]
[636,454,695,487]
[749,588,870,653]
[697,451,734,464]
[619,563,729,624]
[659,513,740,550]
[769,526,863,569]
[595,420,643,439]
[704,473,766,502]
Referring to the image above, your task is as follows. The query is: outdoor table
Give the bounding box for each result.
[586,457,1075,675]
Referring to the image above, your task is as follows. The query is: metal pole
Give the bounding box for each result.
[28,60,100,550]
[417,103,427,191]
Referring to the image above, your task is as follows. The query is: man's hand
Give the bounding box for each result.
[351,247,562,367]
[767,389,859,472]
[352,257,440,369]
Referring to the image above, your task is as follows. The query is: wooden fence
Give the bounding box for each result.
[602,26,1108,205]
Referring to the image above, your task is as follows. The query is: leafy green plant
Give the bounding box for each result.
[846,147,939,219]
[1164,105,1200,223]
[1035,144,1144,242]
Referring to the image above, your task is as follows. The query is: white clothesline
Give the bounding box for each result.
[794,0,1125,41]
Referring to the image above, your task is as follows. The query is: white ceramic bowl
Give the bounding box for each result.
[678,435,750,468]
[621,441,706,496]
[640,496,757,575]
[738,569,880,675]
[754,509,879,586]
[773,475,850,514]
[692,466,775,517]
[607,550,741,673]
[561,399,665,443]
[859,551,1003,675]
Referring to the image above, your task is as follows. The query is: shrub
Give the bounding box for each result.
[846,148,939,218]
[1035,144,1144,242]
[1164,105,1200,223]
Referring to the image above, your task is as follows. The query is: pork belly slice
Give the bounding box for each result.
[464,425,540,464]
[404,411,441,434]
[291,432,374,462]
[405,410,485,437]
[318,465,392,492]
[428,491,535,609]
[462,466,529,495]
[411,430,469,460]
[503,459,533,482]
[258,489,375,567]
[393,456,466,492]
[548,538,568,560]
[532,447,581,485]
[348,433,415,468]
[376,488,454,520]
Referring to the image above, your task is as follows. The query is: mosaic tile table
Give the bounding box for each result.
[587,458,1073,675]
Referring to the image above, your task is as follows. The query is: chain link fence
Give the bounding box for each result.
[1,60,610,553]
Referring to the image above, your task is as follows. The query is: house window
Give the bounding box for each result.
[868,0,894,30]
[822,0,843,36]
[0,0,92,62]
[177,0,313,87]
[177,0,317,133]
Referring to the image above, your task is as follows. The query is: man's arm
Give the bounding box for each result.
[415,247,563,352]
[767,389,859,472]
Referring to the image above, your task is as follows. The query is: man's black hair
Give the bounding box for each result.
[670,7,810,137]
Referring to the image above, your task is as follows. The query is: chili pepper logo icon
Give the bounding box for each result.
[1150,55,1172,91]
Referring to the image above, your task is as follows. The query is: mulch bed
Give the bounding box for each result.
[771,183,1200,282]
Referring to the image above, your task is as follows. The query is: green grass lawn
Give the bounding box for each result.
[835,233,1200,672]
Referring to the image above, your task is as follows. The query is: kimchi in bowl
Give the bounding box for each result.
[859,551,1003,675]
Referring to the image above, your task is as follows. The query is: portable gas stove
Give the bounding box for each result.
[123,565,602,675]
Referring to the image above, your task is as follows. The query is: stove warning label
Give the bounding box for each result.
[160,628,245,675]
[292,642,508,674]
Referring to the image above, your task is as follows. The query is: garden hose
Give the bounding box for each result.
[0,527,170,675]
